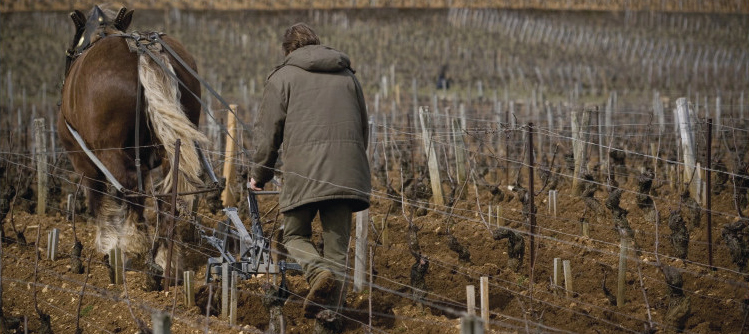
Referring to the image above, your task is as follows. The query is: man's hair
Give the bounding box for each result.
[282,23,320,56]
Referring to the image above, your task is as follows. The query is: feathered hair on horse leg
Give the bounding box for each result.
[154,242,183,282]
[138,50,208,196]
[95,196,149,258]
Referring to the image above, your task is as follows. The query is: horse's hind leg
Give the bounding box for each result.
[91,149,150,271]
[95,196,149,262]
[153,234,183,286]
[57,126,148,274]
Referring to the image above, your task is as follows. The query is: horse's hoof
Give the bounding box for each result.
[144,271,163,291]
[144,261,164,291]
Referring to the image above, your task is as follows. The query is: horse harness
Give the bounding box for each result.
[65,31,164,195]
[63,30,222,197]
[62,7,301,286]
[65,7,131,75]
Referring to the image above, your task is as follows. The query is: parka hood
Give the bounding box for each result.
[284,44,351,72]
[253,43,370,212]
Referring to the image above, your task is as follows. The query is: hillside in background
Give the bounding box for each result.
[1,0,746,13]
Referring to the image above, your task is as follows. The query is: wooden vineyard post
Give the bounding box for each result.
[548,190,557,217]
[230,272,238,325]
[605,91,614,136]
[46,228,59,261]
[221,104,238,207]
[653,90,665,174]
[183,271,195,307]
[563,260,573,297]
[617,237,628,306]
[368,117,376,162]
[581,218,590,238]
[546,103,554,154]
[222,262,229,319]
[597,106,605,180]
[34,118,48,215]
[461,315,484,334]
[368,245,373,332]
[528,123,536,280]
[109,248,123,285]
[152,310,171,334]
[381,216,388,248]
[695,163,703,205]
[676,98,698,201]
[480,276,489,331]
[418,107,445,207]
[66,194,74,222]
[571,110,578,192]
[354,209,369,292]
[431,95,438,118]
[466,285,476,315]
[714,97,721,131]
[553,258,562,294]
[453,119,467,184]
[570,110,591,195]
[505,99,511,186]
[495,205,501,228]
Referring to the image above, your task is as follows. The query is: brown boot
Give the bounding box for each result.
[303,270,337,318]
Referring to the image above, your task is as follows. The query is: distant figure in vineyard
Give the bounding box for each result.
[249,23,371,321]
[436,64,452,90]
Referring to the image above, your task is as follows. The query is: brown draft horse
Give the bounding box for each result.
[57,4,207,284]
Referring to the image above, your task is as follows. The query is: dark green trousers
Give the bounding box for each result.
[283,200,352,287]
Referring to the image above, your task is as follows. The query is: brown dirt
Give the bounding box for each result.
[2,168,747,333]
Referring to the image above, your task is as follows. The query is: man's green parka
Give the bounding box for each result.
[251,44,371,212]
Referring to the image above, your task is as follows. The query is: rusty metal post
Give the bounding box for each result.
[164,139,181,291]
[706,119,713,270]
[528,123,536,279]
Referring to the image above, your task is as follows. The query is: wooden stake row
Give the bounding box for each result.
[46,228,59,261]
[218,263,239,322]
[109,248,123,285]
[553,258,574,297]
[465,276,491,332]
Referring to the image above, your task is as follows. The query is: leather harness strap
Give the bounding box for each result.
[63,31,231,195]
[134,51,143,193]
[65,121,126,193]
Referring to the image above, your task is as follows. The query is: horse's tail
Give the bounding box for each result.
[138,51,207,194]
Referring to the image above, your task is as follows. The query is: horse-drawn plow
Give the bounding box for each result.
[200,191,301,283]
[59,4,301,288]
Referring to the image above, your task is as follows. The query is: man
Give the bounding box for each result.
[249,23,370,319]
